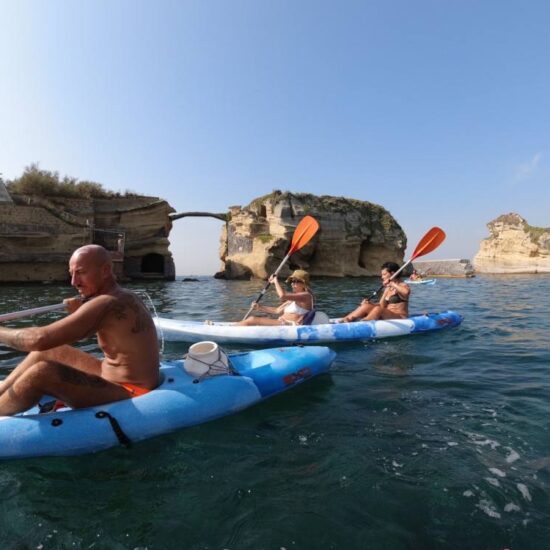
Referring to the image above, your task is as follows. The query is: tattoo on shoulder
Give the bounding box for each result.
[127,295,151,334]
[108,302,128,321]
[105,294,151,334]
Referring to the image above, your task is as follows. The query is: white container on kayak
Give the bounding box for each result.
[184,341,231,378]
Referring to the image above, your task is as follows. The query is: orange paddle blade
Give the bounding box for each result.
[411,227,446,260]
[288,215,320,254]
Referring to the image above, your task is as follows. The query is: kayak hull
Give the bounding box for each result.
[155,310,463,345]
[0,346,336,460]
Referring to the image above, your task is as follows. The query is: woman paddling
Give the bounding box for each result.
[237,269,314,326]
[339,262,410,322]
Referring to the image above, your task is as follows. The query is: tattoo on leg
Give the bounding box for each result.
[55,363,108,388]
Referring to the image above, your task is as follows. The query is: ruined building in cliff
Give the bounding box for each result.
[0,180,175,283]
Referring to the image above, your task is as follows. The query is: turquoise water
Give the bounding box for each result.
[1,275,549,549]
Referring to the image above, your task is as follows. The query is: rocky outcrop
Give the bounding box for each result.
[216,191,406,279]
[412,259,474,278]
[474,213,550,273]
[0,194,175,282]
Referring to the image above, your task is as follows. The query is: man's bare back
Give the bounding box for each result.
[0,245,159,416]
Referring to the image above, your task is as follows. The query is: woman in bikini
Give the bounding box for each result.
[237,269,314,326]
[339,262,410,322]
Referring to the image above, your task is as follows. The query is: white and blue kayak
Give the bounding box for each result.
[404,278,437,285]
[0,346,336,460]
[155,310,463,346]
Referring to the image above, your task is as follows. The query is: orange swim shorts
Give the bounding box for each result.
[119,383,152,397]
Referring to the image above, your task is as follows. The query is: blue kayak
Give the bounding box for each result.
[155,310,463,345]
[404,278,436,285]
[0,346,336,460]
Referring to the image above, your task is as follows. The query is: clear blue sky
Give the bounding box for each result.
[1,0,548,275]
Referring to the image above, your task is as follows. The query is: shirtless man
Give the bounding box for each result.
[339,261,411,322]
[0,245,159,416]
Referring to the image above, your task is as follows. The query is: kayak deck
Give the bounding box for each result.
[155,310,463,345]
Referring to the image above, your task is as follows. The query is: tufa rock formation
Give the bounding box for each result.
[216,191,406,279]
[412,259,474,278]
[0,192,175,283]
[474,213,550,273]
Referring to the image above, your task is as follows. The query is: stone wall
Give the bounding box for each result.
[0,196,176,283]
[412,259,474,278]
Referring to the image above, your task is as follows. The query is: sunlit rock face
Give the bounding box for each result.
[215,191,406,280]
[474,213,550,274]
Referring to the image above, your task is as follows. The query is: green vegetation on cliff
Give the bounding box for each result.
[247,190,402,234]
[493,213,549,246]
[525,223,549,244]
[7,164,139,199]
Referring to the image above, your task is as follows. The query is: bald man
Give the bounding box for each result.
[0,245,159,416]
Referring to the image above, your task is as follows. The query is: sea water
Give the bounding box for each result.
[0,275,549,549]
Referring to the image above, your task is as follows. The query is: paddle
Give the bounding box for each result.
[366,226,446,301]
[0,302,67,323]
[242,215,320,320]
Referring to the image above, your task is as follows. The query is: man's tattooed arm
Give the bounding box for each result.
[0,327,42,351]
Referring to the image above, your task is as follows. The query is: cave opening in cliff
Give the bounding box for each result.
[358,239,369,268]
[141,253,164,274]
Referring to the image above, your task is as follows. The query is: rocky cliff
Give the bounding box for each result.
[0,193,175,282]
[412,259,474,278]
[216,191,406,279]
[474,213,550,273]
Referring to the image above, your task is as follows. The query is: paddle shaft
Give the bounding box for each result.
[241,215,320,321]
[242,251,292,320]
[365,226,446,302]
[0,302,67,323]
[365,257,414,302]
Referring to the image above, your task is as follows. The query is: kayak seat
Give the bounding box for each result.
[302,310,330,325]
[312,311,330,325]
[39,399,68,413]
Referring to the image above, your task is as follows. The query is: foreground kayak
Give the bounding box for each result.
[0,346,336,460]
[404,278,436,285]
[155,310,463,345]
